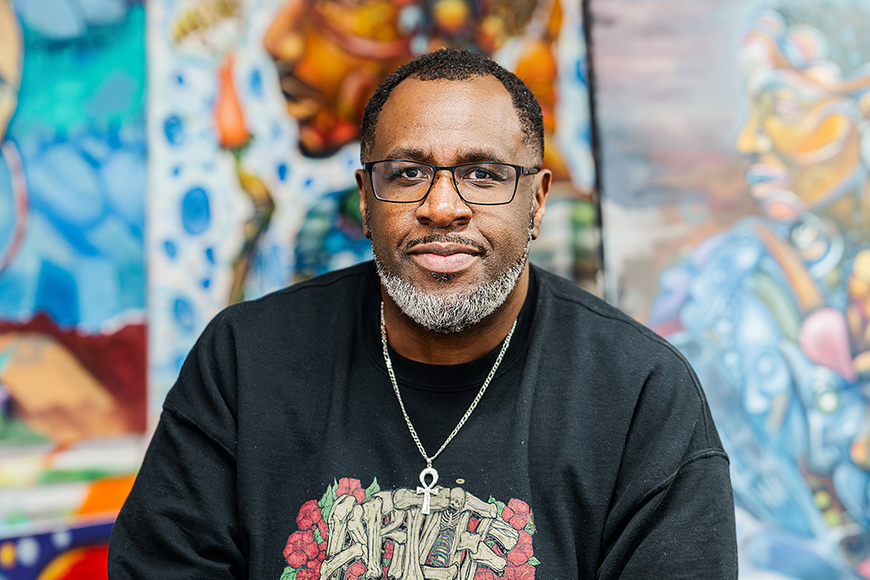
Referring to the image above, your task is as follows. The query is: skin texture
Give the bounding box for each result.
[356,76,551,364]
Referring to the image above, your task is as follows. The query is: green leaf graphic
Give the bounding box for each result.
[319,480,338,520]
[279,566,298,580]
[487,496,507,514]
[528,557,541,566]
[365,477,381,499]
[524,521,536,535]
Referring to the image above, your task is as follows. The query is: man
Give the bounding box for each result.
[109,49,737,579]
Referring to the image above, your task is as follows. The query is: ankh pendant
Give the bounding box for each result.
[416,466,439,515]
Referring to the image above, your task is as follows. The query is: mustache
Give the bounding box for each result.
[404,234,487,254]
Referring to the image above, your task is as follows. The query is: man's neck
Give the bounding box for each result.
[380,268,530,365]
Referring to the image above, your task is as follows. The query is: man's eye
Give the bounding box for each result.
[398,168,422,178]
[388,166,428,181]
[461,165,507,182]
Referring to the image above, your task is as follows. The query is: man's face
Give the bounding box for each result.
[356,76,549,329]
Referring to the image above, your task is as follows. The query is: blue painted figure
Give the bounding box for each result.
[651,5,870,577]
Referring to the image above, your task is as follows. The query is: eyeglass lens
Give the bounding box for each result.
[370,161,517,204]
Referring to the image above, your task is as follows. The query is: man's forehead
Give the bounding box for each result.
[370,76,528,161]
[384,75,511,109]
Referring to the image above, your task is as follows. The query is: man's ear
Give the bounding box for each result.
[355,169,371,239]
[531,168,551,240]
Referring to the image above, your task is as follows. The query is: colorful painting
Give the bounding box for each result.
[148,0,598,408]
[0,0,146,572]
[0,473,133,579]
[593,0,870,577]
[0,519,114,580]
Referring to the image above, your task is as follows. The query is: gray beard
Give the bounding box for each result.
[375,236,532,334]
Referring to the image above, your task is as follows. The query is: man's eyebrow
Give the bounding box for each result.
[384,147,508,164]
[385,147,429,162]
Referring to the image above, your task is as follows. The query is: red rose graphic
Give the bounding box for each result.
[296,569,319,580]
[502,498,531,530]
[305,558,322,575]
[507,531,534,566]
[474,569,499,580]
[504,563,536,580]
[336,477,366,503]
[297,499,323,530]
[283,529,319,568]
[344,559,367,580]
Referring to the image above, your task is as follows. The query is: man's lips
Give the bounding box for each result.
[407,243,482,274]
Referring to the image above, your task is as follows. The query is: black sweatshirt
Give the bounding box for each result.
[109,262,737,579]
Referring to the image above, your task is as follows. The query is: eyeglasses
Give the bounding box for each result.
[363,160,540,205]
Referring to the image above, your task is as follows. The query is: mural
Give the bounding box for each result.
[0,520,114,580]
[0,0,146,576]
[594,0,870,577]
[148,0,598,407]
[0,475,133,579]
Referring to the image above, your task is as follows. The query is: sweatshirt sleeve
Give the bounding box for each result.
[108,312,246,579]
[609,451,736,578]
[597,349,738,579]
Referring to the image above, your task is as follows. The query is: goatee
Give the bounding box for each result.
[375,236,531,334]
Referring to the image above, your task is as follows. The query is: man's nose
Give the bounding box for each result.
[415,170,472,227]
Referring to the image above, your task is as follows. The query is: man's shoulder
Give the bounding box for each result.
[532,265,691,363]
[216,262,375,330]
[533,265,639,328]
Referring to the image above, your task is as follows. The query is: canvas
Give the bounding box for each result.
[0,0,146,514]
[593,0,870,577]
[0,1,146,576]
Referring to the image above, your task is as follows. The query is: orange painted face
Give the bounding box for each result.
[736,24,870,226]
[262,0,534,158]
[263,0,412,157]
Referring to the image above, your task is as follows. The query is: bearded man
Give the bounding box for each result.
[109,49,737,579]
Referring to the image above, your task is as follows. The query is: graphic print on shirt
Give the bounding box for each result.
[279,477,539,580]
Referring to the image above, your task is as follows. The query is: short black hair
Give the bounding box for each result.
[360,48,544,161]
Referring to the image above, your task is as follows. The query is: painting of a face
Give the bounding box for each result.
[736,10,870,230]
[262,0,542,158]
[263,0,413,157]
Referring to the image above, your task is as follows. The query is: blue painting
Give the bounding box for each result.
[594,0,870,577]
[0,0,146,510]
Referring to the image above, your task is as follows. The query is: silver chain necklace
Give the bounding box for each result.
[379,301,517,514]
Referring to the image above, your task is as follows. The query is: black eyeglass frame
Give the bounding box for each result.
[363,160,541,206]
